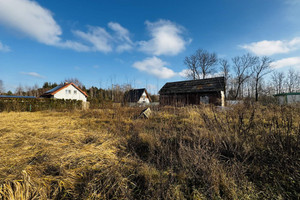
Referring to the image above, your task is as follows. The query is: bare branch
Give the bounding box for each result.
[232,53,258,99]
[252,56,272,101]
[196,49,218,79]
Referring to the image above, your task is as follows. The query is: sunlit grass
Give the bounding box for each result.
[0,104,299,199]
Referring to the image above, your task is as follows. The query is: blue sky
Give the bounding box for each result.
[0,0,300,93]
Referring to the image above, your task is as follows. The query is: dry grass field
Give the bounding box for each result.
[0,104,299,199]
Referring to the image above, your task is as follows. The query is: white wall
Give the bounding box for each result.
[277,96,286,105]
[54,84,87,102]
[287,95,300,104]
[277,94,300,104]
[137,91,150,104]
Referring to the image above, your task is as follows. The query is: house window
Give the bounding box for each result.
[68,90,71,94]
[74,90,77,94]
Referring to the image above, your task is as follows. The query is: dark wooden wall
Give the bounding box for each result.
[159,92,221,106]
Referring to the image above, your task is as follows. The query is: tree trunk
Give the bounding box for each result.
[255,80,258,102]
[234,83,241,99]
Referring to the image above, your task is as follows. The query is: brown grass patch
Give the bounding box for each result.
[0,104,299,199]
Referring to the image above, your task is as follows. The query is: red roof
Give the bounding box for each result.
[42,82,88,97]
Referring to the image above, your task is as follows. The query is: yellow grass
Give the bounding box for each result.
[0,104,299,199]
[0,110,129,199]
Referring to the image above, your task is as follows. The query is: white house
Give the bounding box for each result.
[124,88,151,104]
[274,93,300,105]
[41,82,88,102]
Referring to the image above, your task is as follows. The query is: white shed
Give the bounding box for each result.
[41,82,88,102]
[274,93,300,105]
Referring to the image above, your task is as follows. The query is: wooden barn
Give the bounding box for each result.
[124,88,152,105]
[159,77,225,106]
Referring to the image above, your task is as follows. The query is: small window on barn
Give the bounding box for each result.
[65,90,68,94]
[68,90,71,94]
[74,90,77,94]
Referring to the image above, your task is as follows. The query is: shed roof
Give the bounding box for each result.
[274,92,300,96]
[41,82,88,97]
[124,88,151,102]
[159,77,225,95]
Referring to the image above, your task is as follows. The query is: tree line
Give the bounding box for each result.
[184,49,300,101]
[0,78,159,107]
[1,52,299,103]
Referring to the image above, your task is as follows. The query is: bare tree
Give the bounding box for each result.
[184,54,199,80]
[232,54,258,99]
[296,71,300,92]
[30,84,40,97]
[15,84,24,96]
[64,78,84,88]
[271,71,285,94]
[252,56,272,101]
[0,80,4,94]
[184,49,218,80]
[285,68,298,93]
[196,49,218,79]
[219,59,230,98]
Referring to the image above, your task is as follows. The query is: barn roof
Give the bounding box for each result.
[124,88,151,102]
[159,77,225,95]
[41,82,88,97]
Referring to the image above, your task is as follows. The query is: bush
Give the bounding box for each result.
[0,98,83,112]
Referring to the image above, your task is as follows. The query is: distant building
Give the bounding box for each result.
[159,77,225,106]
[40,82,88,102]
[274,93,300,105]
[124,88,152,104]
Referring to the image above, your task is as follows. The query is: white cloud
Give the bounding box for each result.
[0,0,62,45]
[0,41,10,52]
[0,0,92,52]
[241,37,300,56]
[108,22,131,43]
[21,72,45,79]
[108,22,133,52]
[57,40,91,52]
[72,23,134,53]
[0,0,130,53]
[133,57,177,79]
[0,1,189,55]
[178,69,191,78]
[116,43,133,52]
[139,20,189,56]
[73,26,113,53]
[271,57,300,69]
